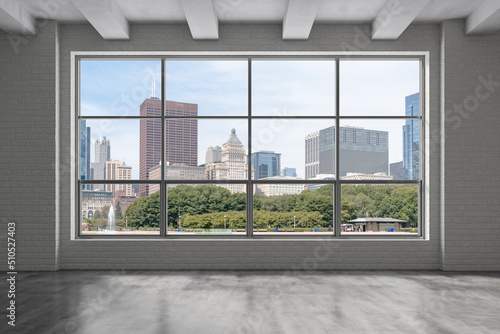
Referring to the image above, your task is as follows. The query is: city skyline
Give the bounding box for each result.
[80,60,419,182]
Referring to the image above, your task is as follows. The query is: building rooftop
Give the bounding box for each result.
[348,218,409,223]
[226,128,242,145]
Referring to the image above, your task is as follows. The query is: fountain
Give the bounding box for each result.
[106,205,116,233]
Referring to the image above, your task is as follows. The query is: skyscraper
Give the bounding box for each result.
[205,146,222,164]
[305,131,320,179]
[92,136,111,190]
[252,151,281,180]
[139,98,198,197]
[305,126,389,179]
[403,92,420,180]
[80,120,91,187]
[205,128,252,193]
[105,160,133,196]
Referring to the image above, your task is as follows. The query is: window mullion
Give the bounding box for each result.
[247,57,253,238]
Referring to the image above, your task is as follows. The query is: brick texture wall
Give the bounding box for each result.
[0,21,59,270]
[441,20,500,271]
[8,20,496,270]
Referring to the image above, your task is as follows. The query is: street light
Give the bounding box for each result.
[294,216,296,229]
[224,215,226,229]
[125,216,128,230]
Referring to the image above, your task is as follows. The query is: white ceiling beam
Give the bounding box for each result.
[466,0,500,35]
[282,0,321,40]
[371,0,431,40]
[181,0,219,40]
[0,0,36,35]
[70,0,129,40]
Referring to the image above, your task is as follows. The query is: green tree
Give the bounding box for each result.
[125,192,160,228]
[114,203,123,220]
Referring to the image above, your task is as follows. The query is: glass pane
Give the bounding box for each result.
[152,119,248,182]
[167,184,246,235]
[252,119,336,180]
[253,184,334,235]
[80,119,146,182]
[252,60,336,116]
[81,183,160,235]
[341,184,419,234]
[165,60,248,116]
[340,60,420,116]
[80,59,161,116]
[339,119,419,180]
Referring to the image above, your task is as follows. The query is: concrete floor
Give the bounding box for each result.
[5,271,500,334]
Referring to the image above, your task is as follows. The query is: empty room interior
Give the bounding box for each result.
[1,0,500,333]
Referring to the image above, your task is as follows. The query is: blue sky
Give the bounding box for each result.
[80,59,419,179]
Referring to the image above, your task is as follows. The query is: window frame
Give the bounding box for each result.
[73,52,426,240]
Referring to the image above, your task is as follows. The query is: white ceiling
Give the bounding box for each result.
[0,0,498,40]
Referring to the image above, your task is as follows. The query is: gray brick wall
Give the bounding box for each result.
[441,20,500,271]
[0,21,58,271]
[8,20,497,271]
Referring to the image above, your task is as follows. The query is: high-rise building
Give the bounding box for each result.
[92,136,111,190]
[280,167,297,177]
[403,93,420,180]
[205,146,222,164]
[305,131,320,180]
[390,161,405,180]
[305,126,388,179]
[205,128,253,193]
[105,160,133,196]
[80,120,91,181]
[80,121,91,190]
[252,150,281,180]
[139,98,198,197]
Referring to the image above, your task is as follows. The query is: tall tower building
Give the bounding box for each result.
[403,92,420,180]
[139,98,198,197]
[105,160,133,196]
[80,120,91,188]
[305,131,320,179]
[205,146,222,164]
[252,151,281,180]
[205,129,252,193]
[93,136,111,190]
[305,126,388,179]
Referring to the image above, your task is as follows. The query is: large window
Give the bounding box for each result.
[77,55,423,237]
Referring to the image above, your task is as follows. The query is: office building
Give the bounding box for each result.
[305,126,388,179]
[205,146,222,164]
[91,136,111,191]
[252,150,281,180]
[280,167,297,177]
[403,93,420,180]
[340,172,393,181]
[81,190,114,219]
[80,120,91,183]
[113,190,138,218]
[104,160,133,196]
[390,161,406,180]
[148,162,206,195]
[305,131,320,179]
[139,98,198,197]
[205,128,253,193]
[255,176,305,196]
